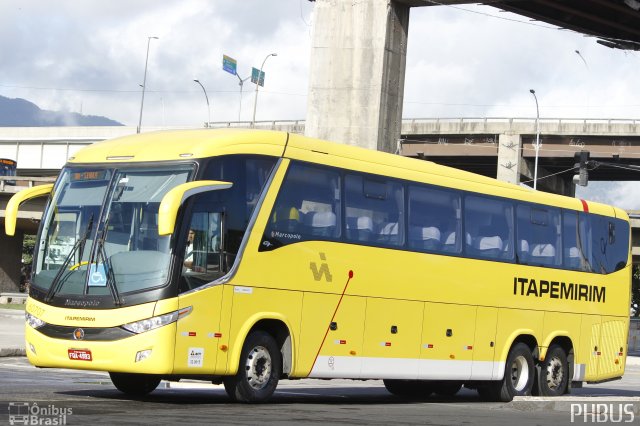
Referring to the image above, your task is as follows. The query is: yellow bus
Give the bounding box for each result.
[5,129,631,403]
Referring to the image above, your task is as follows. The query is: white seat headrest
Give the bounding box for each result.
[356,216,373,231]
[380,222,399,235]
[309,211,336,228]
[477,236,503,250]
[532,244,556,257]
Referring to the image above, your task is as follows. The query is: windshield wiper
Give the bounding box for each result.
[45,214,94,302]
[95,233,123,306]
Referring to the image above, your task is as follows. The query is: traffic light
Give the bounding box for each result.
[573,151,590,186]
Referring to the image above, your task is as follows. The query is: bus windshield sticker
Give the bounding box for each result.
[88,264,107,287]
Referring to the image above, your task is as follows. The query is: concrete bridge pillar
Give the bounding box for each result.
[305,0,410,153]
[497,133,522,185]
[0,230,23,293]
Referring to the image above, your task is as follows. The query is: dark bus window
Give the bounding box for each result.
[590,214,630,274]
[345,174,404,247]
[562,210,589,271]
[516,204,561,267]
[408,185,461,254]
[464,195,514,261]
[262,162,341,250]
[607,217,630,273]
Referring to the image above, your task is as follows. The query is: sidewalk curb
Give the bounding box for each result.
[0,308,25,318]
[0,348,26,357]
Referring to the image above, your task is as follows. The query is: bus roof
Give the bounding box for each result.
[68,128,288,164]
[68,128,619,218]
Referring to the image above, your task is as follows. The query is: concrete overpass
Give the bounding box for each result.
[305,0,640,155]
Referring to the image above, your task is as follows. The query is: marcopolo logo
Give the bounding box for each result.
[570,403,635,423]
[8,402,72,425]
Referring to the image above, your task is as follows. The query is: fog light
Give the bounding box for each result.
[135,349,152,363]
[28,343,36,355]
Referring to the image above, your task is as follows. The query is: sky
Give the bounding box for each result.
[0,0,639,208]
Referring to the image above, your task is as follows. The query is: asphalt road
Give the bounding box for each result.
[2,357,640,426]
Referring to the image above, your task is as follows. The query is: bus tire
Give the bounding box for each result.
[223,330,281,403]
[480,342,535,402]
[383,380,434,398]
[109,372,161,396]
[537,344,569,396]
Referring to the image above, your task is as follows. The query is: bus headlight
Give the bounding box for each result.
[121,307,191,334]
[25,312,46,329]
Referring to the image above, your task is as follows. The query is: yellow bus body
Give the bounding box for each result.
[22,129,631,388]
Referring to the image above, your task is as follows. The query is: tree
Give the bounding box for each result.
[22,234,36,265]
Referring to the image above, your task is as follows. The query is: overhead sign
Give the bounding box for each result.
[223,55,237,75]
[251,67,265,87]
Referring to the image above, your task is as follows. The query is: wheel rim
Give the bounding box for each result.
[545,356,564,391]
[510,355,530,392]
[245,345,272,390]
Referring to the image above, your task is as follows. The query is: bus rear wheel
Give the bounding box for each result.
[537,344,569,396]
[223,330,282,403]
[383,380,434,398]
[109,372,161,396]
[479,342,535,402]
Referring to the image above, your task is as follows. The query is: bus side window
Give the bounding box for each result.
[262,162,341,250]
[562,210,588,271]
[465,195,514,261]
[517,204,561,267]
[345,174,404,247]
[408,184,461,254]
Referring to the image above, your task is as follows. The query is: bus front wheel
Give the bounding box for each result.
[109,372,161,396]
[537,344,569,396]
[479,342,535,402]
[223,330,282,403]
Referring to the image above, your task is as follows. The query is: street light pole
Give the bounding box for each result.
[235,73,250,122]
[137,36,159,134]
[529,89,541,190]
[193,79,210,127]
[251,52,277,125]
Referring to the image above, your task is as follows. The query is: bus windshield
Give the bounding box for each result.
[33,166,193,302]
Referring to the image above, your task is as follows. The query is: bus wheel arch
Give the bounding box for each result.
[480,336,537,402]
[248,318,293,377]
[536,336,573,396]
[223,329,283,403]
[229,316,294,378]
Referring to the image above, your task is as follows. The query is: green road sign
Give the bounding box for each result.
[251,67,265,86]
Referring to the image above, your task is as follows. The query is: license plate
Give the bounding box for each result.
[68,349,92,361]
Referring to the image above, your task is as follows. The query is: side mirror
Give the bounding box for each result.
[4,184,54,236]
[158,180,232,236]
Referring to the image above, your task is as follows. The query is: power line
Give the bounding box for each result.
[419,0,564,31]
[520,165,580,184]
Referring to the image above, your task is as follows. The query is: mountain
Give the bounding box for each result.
[0,95,123,126]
